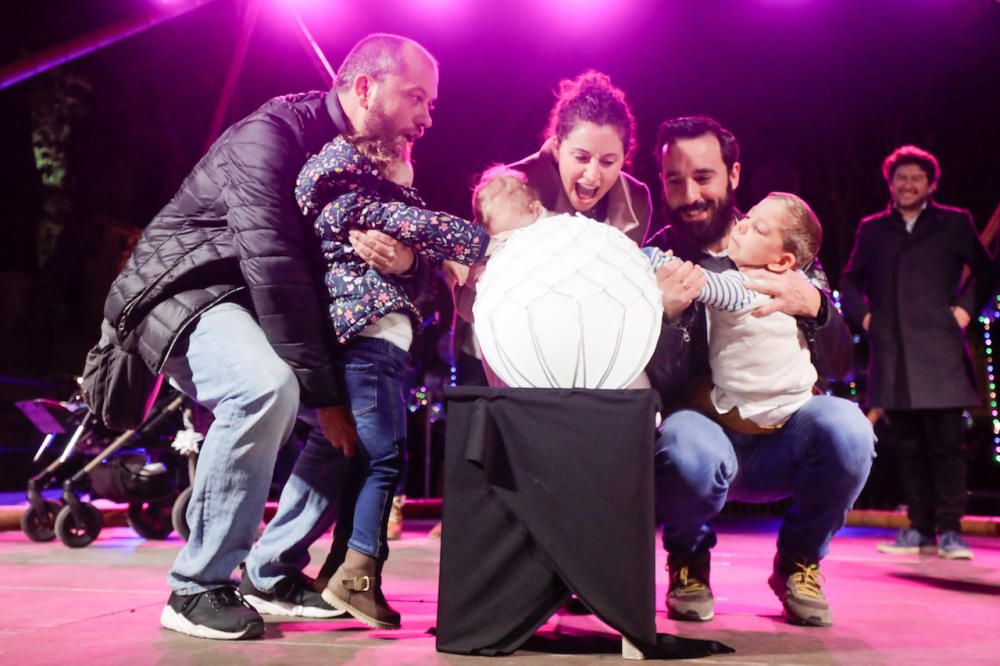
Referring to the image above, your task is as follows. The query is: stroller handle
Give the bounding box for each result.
[78,396,185,477]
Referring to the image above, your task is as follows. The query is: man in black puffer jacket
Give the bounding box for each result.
[92,33,439,640]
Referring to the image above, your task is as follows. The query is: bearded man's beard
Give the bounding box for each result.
[364,97,394,140]
[665,184,737,249]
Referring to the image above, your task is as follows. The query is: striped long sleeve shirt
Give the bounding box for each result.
[643,247,766,312]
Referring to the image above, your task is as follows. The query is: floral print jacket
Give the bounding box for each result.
[297,135,488,343]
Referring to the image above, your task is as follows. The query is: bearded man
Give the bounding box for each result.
[92,33,438,640]
[643,116,874,627]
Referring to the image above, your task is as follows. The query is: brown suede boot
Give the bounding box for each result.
[313,529,349,591]
[386,495,405,540]
[320,548,401,629]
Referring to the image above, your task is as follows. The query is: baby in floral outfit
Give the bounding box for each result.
[293,134,527,628]
[297,134,498,346]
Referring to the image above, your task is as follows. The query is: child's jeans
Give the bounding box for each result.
[337,337,411,561]
[245,336,410,592]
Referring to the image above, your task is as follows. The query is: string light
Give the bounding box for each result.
[407,385,430,413]
[829,289,862,401]
[448,329,458,387]
[981,293,1000,465]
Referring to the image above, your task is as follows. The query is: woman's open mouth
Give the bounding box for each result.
[575,183,598,201]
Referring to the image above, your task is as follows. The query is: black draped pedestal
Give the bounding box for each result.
[435,386,733,660]
[435,386,666,656]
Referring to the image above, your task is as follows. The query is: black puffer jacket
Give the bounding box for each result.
[103,91,349,407]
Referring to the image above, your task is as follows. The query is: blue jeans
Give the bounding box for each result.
[163,303,300,594]
[246,336,409,590]
[654,395,875,562]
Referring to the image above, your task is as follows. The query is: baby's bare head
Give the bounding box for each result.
[472,166,542,235]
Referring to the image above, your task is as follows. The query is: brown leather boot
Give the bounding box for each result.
[313,528,349,591]
[386,495,405,540]
[320,548,401,629]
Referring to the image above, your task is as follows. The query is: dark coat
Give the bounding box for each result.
[643,221,854,413]
[102,92,352,407]
[840,202,991,409]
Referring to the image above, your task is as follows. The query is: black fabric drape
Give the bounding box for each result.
[435,387,732,659]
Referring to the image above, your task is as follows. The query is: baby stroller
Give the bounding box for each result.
[17,381,194,548]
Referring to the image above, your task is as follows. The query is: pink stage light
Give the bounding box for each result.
[538,0,639,31]
[274,0,332,11]
[547,0,607,7]
[755,0,823,8]
[411,0,463,8]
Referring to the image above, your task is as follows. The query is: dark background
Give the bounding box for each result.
[1,0,998,495]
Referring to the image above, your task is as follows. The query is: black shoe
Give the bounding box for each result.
[160,587,265,640]
[666,551,714,621]
[239,569,346,619]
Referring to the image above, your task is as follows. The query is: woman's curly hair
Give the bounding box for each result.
[544,70,637,166]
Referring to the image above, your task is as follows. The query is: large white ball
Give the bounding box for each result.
[473,213,663,389]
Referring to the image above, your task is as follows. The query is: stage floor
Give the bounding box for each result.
[1,517,997,664]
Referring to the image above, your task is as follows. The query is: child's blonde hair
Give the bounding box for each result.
[349,134,410,177]
[471,166,539,226]
[765,192,822,269]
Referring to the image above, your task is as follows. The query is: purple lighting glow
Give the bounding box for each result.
[411,0,463,8]
[539,0,639,31]
[275,0,332,11]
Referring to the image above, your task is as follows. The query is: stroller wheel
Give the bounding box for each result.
[20,501,61,542]
[127,500,174,540]
[54,503,103,548]
[171,486,193,542]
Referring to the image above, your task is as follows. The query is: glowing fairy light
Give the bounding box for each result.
[983,295,1000,465]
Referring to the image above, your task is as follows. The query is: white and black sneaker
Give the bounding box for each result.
[239,569,346,619]
[160,586,265,640]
